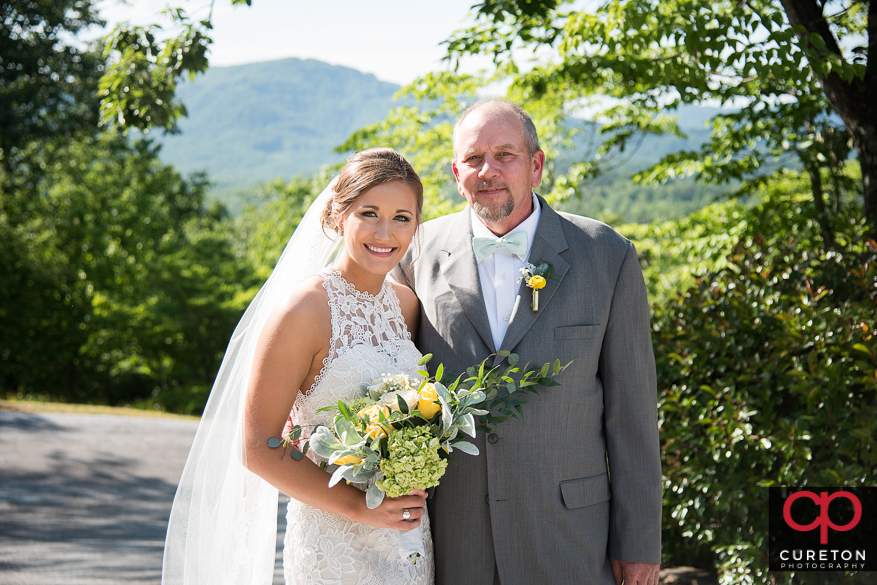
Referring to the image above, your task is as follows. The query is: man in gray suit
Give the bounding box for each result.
[396,99,662,585]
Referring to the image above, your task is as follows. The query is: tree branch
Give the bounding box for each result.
[869,0,877,84]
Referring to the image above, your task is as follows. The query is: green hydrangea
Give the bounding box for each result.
[377,426,447,497]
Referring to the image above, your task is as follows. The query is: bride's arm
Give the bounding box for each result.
[243,279,425,531]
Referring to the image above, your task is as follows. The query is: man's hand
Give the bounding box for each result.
[610,559,660,585]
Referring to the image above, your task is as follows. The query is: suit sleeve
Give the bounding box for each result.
[599,241,662,563]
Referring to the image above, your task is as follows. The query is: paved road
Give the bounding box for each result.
[0,410,285,585]
[1,410,713,585]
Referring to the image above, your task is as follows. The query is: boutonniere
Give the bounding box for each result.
[519,261,554,312]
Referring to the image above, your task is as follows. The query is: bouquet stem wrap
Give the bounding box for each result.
[398,526,424,564]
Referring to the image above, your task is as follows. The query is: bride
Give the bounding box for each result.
[162,148,433,584]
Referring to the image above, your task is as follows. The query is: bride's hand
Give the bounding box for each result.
[358,489,427,531]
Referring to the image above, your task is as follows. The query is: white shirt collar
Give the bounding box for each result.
[471,192,542,262]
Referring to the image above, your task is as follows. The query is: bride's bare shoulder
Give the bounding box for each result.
[263,274,330,342]
[390,280,418,311]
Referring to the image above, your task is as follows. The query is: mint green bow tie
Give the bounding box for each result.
[472,232,528,262]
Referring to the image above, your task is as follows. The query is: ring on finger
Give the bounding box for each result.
[402,508,411,521]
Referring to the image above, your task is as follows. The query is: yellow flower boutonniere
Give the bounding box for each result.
[519,261,554,311]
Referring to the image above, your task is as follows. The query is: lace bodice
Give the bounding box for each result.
[290,269,423,435]
[283,269,433,585]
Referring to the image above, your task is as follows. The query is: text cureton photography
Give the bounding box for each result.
[769,487,876,572]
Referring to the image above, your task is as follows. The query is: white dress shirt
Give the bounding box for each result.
[471,192,542,350]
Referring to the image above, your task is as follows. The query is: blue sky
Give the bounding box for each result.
[95,0,486,85]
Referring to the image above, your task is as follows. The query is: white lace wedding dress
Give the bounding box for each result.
[283,269,434,585]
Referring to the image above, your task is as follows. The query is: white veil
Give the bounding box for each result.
[162,181,343,585]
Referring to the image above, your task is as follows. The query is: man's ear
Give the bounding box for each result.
[530,150,546,188]
[451,161,464,197]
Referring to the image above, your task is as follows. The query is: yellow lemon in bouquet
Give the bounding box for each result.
[357,403,392,440]
[417,383,442,419]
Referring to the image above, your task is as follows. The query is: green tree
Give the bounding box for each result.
[232,175,327,280]
[98,0,253,134]
[1,0,104,194]
[653,203,875,584]
[1,131,255,413]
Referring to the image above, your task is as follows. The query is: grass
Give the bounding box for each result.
[0,397,199,420]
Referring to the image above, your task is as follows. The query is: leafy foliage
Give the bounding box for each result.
[559,175,727,225]
[0,132,256,412]
[653,194,876,583]
[231,176,326,281]
[626,166,865,305]
[0,0,104,191]
[98,0,253,133]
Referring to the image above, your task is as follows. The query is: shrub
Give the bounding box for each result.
[654,235,877,584]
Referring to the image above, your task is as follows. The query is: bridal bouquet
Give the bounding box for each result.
[270,351,570,563]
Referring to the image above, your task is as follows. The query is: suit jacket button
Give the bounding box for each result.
[488,433,499,444]
[485,494,490,505]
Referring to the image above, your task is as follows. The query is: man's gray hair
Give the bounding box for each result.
[452,98,541,160]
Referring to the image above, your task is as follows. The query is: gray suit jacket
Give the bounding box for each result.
[396,196,661,585]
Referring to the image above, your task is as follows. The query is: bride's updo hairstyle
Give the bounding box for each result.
[321,148,424,236]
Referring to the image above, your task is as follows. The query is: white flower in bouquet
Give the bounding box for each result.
[377,388,420,412]
[367,373,415,397]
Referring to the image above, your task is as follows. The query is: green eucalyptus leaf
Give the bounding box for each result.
[309,427,345,458]
[366,481,385,509]
[343,465,377,484]
[339,400,354,421]
[468,390,487,403]
[451,441,479,456]
[328,464,351,488]
[460,413,477,438]
[267,436,283,449]
[396,393,410,414]
[434,381,453,404]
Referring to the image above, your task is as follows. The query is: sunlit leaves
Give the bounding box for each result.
[99,13,211,133]
[652,194,875,582]
[0,0,104,191]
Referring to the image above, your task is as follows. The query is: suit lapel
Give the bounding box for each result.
[440,209,496,353]
[500,197,570,354]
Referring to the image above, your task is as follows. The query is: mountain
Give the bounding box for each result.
[152,57,724,221]
[154,58,400,192]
